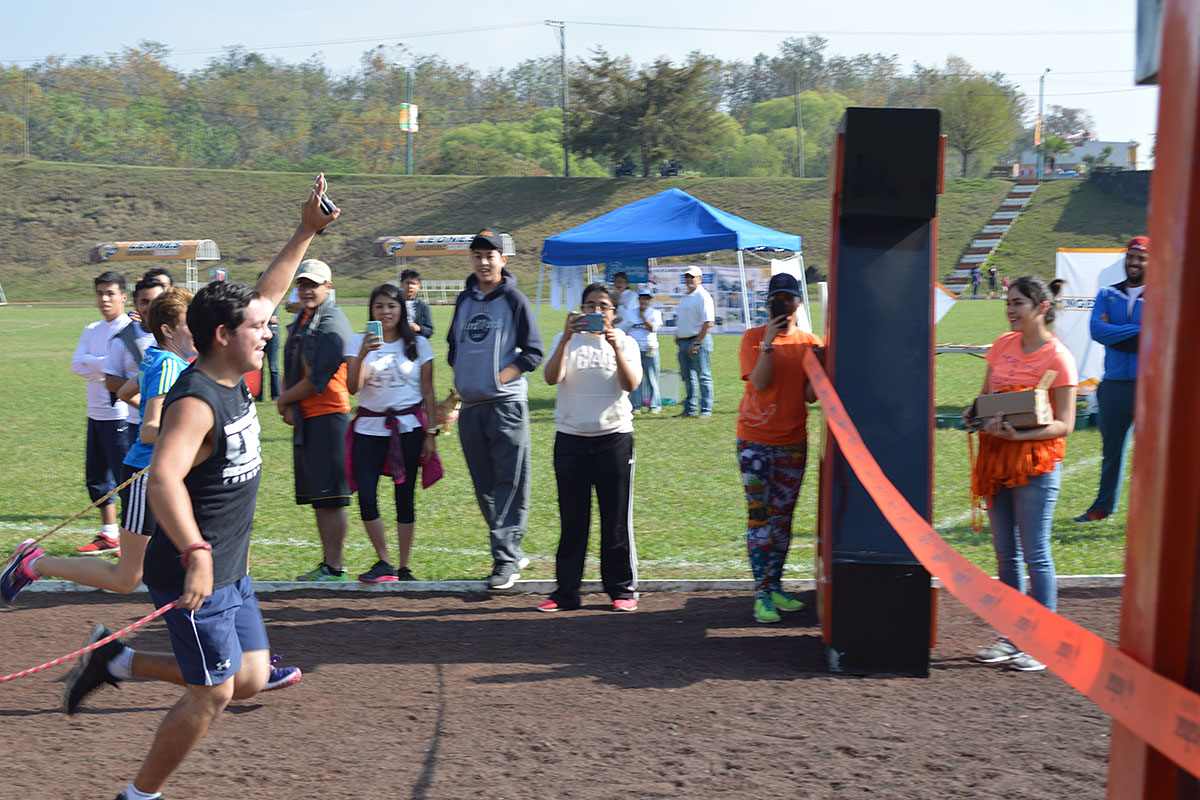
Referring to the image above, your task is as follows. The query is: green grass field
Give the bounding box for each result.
[0,297,1130,583]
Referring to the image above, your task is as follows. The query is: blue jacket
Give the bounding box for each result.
[447,270,544,407]
[1089,281,1143,381]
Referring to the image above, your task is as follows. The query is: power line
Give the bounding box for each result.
[563,20,1132,37]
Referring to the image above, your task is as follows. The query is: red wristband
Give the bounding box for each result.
[180,541,213,569]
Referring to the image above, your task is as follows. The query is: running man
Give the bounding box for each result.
[58,176,337,800]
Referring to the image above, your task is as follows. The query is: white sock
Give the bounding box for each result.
[101,523,119,539]
[107,645,135,680]
[123,782,161,800]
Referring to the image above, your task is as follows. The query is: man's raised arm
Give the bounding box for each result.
[255,173,340,310]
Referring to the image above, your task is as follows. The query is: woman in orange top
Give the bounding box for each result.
[736,274,823,624]
[965,276,1077,672]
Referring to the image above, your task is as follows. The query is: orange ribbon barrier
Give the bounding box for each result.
[803,349,1200,779]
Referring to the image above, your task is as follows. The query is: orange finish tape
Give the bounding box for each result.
[803,349,1200,779]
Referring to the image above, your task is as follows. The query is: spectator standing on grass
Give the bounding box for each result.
[967,276,1077,673]
[400,268,435,339]
[610,271,640,331]
[628,289,663,414]
[735,274,823,624]
[3,288,193,602]
[278,259,354,581]
[988,266,999,299]
[447,229,544,590]
[104,276,165,442]
[345,283,438,583]
[674,265,715,418]
[970,265,982,299]
[254,271,283,402]
[538,282,641,613]
[71,271,134,554]
[1074,236,1148,523]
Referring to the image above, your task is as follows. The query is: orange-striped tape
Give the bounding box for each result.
[803,348,1200,778]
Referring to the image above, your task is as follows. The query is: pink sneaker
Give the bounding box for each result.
[537,598,561,612]
[76,534,120,554]
[1,539,44,604]
[612,598,638,612]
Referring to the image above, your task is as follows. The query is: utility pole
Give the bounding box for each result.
[406,68,414,176]
[24,70,30,158]
[1035,68,1050,179]
[793,71,804,178]
[546,20,569,177]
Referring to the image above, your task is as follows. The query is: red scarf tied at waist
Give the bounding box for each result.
[345,403,443,491]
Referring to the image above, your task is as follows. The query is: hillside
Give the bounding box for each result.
[0,159,1138,301]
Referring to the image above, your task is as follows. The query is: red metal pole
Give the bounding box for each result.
[1107,1,1200,797]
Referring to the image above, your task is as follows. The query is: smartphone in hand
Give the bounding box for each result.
[365,320,383,339]
[581,313,606,332]
[315,177,337,235]
[769,297,789,321]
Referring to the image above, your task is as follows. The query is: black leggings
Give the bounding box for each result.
[352,431,422,523]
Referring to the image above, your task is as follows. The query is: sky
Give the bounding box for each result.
[6,0,1158,164]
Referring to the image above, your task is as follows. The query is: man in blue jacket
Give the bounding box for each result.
[1075,236,1148,523]
[448,230,544,588]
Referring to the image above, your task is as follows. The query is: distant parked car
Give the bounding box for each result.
[1054,169,1079,178]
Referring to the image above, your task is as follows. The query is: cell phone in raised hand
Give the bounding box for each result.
[366,320,383,340]
[315,177,337,236]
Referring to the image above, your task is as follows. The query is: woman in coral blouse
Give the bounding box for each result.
[966,275,1077,672]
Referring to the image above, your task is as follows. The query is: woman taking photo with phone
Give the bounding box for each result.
[538,282,642,612]
[736,273,823,624]
[345,283,437,583]
[967,276,1077,672]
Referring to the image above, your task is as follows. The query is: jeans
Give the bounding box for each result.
[630,348,661,411]
[257,322,281,400]
[676,336,713,415]
[1089,379,1135,515]
[987,464,1061,612]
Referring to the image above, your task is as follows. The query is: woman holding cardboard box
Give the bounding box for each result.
[965,275,1078,672]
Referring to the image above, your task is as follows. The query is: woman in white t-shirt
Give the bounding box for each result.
[538,282,643,613]
[345,283,437,583]
[611,271,641,332]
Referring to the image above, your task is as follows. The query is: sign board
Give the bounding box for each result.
[1055,248,1127,410]
[603,259,649,283]
[90,240,221,262]
[373,234,516,258]
[399,103,419,132]
[639,264,812,335]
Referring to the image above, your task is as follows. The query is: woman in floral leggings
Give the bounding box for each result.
[735,273,822,623]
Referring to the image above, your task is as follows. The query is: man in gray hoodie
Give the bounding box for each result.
[447,230,544,589]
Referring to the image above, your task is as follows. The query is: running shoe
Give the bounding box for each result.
[63,623,125,715]
[1,539,44,604]
[612,598,638,612]
[296,562,348,581]
[263,665,303,692]
[396,566,417,581]
[769,590,805,612]
[1009,652,1047,672]
[975,636,1020,664]
[537,598,562,612]
[357,560,398,583]
[485,556,530,590]
[753,597,781,624]
[76,534,120,554]
[114,792,162,799]
[1073,509,1109,523]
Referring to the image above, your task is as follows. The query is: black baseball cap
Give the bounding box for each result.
[767,273,803,297]
[470,229,504,251]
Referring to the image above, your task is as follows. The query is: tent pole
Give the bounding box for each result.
[799,254,812,332]
[536,262,546,309]
[736,250,751,331]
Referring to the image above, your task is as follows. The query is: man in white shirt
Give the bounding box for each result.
[104,276,165,442]
[673,265,715,418]
[71,271,134,553]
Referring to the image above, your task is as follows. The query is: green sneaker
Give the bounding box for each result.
[753,597,781,624]
[296,562,347,581]
[770,590,805,612]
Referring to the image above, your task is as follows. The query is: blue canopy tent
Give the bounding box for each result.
[538,188,804,328]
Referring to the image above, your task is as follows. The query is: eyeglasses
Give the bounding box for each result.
[581,302,614,312]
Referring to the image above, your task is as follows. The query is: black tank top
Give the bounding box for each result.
[143,366,262,592]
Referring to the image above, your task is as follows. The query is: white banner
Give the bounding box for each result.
[1054,249,1127,410]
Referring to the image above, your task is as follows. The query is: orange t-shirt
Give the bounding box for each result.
[295,310,351,419]
[736,326,823,445]
[984,331,1078,394]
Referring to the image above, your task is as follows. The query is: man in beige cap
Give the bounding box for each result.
[276,258,354,580]
[674,265,715,417]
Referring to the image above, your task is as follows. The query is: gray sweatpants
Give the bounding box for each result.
[457,400,531,566]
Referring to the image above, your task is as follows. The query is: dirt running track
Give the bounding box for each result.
[0,587,1118,799]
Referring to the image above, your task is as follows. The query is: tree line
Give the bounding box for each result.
[0,37,1100,178]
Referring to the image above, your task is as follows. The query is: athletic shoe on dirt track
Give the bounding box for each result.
[486,557,530,590]
[769,590,805,612]
[115,792,163,799]
[263,665,303,692]
[975,636,1020,664]
[612,598,638,612]
[754,598,781,624]
[76,534,120,554]
[63,623,125,714]
[357,560,398,583]
[1008,652,1047,672]
[396,566,417,581]
[1,538,44,604]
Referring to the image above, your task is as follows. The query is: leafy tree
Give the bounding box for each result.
[939,74,1023,176]
[1036,135,1075,171]
[1043,105,1095,140]
[567,50,722,176]
[1081,145,1114,170]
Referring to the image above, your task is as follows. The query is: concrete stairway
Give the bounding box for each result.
[944,179,1040,293]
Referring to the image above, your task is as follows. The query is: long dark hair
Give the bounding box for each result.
[1008,275,1066,327]
[368,283,418,361]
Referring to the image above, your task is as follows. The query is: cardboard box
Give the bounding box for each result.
[972,371,1056,429]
